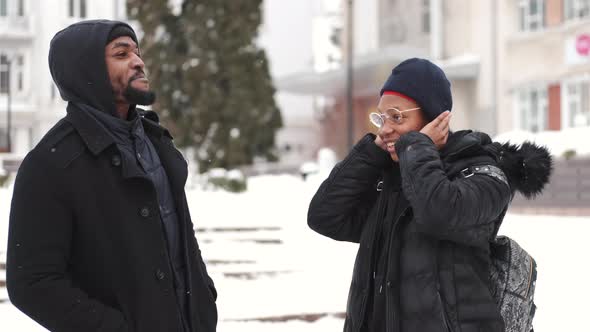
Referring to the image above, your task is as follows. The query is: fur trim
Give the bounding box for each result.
[489,141,553,199]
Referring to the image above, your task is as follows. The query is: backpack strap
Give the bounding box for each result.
[456,164,510,239]
[458,164,509,187]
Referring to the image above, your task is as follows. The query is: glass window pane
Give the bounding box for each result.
[69,0,75,17]
[567,83,576,96]
[521,106,528,130]
[530,0,538,15]
[0,55,8,93]
[422,12,430,33]
[0,0,7,17]
[565,0,573,19]
[80,0,86,18]
[18,0,24,16]
[582,82,590,114]
[580,82,589,112]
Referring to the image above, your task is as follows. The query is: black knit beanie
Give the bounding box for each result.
[380,58,452,121]
[106,24,138,45]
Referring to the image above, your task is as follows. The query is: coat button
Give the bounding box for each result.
[111,155,121,166]
[155,269,165,280]
[140,207,150,218]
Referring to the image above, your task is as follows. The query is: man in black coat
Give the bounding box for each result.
[7,20,217,332]
[308,58,549,332]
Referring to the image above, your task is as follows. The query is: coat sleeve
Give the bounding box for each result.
[307,134,393,243]
[6,153,129,332]
[395,132,511,249]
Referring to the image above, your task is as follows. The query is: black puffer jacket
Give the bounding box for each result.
[308,130,550,332]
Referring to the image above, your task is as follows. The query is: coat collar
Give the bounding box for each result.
[65,102,173,156]
[65,102,114,156]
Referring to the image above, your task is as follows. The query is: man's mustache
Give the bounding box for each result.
[129,71,147,82]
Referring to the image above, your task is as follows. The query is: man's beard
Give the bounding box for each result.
[123,78,156,106]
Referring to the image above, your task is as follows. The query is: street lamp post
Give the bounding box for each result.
[345,0,354,150]
[6,57,11,153]
[0,54,12,153]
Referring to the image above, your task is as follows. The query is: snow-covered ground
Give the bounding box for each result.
[494,127,590,158]
[0,174,589,331]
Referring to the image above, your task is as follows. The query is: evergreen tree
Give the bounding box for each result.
[127,0,282,173]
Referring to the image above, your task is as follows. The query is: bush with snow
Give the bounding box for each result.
[201,168,247,193]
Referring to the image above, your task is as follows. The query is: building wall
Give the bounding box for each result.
[442,0,499,135]
[353,0,378,57]
[496,0,590,134]
[376,0,430,51]
[448,79,475,131]
[321,95,377,158]
[0,0,123,159]
[443,0,473,58]
[259,0,320,165]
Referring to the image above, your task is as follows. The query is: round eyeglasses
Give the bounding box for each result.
[369,107,421,128]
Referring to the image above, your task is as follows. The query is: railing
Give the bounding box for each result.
[511,157,590,214]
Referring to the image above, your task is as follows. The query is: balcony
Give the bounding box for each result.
[0,15,34,40]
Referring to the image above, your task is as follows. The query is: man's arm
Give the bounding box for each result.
[7,153,129,332]
[307,134,392,243]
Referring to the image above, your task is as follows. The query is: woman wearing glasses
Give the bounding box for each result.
[307,58,550,332]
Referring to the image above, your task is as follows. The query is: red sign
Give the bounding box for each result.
[576,34,590,56]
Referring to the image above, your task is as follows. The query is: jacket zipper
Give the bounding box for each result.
[384,206,408,332]
[357,181,389,331]
[437,291,453,332]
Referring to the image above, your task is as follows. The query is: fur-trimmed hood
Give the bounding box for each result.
[442,130,553,199]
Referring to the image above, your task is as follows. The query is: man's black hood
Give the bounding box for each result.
[49,20,138,117]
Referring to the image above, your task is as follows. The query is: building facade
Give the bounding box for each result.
[257,0,347,171]
[277,0,590,158]
[0,0,126,171]
[498,0,590,135]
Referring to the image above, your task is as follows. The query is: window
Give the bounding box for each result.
[69,0,87,18]
[379,0,407,46]
[565,0,590,20]
[564,80,590,127]
[51,82,56,100]
[0,55,9,93]
[0,54,25,94]
[518,0,545,32]
[517,87,548,132]
[0,128,8,152]
[422,0,430,33]
[16,55,23,92]
[80,0,86,18]
[17,0,24,16]
[0,0,7,17]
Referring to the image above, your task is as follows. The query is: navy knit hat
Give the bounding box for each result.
[380,58,452,121]
[106,24,138,45]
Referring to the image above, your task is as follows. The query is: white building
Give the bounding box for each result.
[0,0,126,171]
[276,0,590,158]
[258,0,344,171]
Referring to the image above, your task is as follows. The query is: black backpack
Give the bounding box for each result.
[458,165,537,332]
